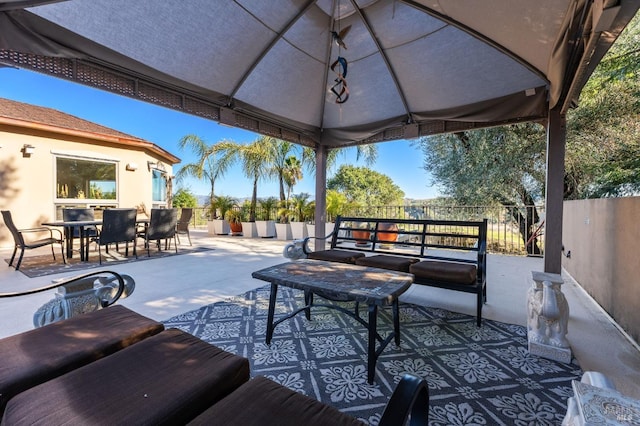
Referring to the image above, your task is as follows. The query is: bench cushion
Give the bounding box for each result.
[307,249,365,264]
[188,376,363,426]
[410,260,477,285]
[0,304,164,416]
[3,328,250,425]
[355,255,419,272]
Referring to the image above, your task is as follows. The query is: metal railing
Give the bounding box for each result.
[186,204,545,256]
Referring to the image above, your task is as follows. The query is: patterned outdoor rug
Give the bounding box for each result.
[164,285,581,425]
[5,246,214,278]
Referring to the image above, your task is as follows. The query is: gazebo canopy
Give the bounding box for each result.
[0,0,638,272]
[0,0,637,148]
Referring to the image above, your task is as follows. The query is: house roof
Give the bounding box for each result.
[0,97,180,164]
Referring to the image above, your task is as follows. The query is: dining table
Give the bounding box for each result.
[42,218,149,261]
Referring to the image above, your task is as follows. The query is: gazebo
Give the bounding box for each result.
[1,0,638,273]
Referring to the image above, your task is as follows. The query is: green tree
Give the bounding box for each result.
[566,13,640,198]
[416,124,546,253]
[172,188,198,208]
[327,165,405,209]
[176,135,237,218]
[239,136,273,221]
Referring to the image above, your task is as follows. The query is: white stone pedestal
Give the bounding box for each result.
[527,271,572,363]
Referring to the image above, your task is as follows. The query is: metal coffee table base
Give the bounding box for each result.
[266,283,401,384]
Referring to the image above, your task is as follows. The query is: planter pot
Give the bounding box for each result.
[290,222,308,240]
[352,229,371,247]
[229,221,243,236]
[256,220,276,238]
[241,222,258,238]
[212,219,230,235]
[377,222,398,249]
[207,220,216,236]
[326,222,335,237]
[275,223,292,240]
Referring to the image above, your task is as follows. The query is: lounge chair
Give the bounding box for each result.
[1,210,65,270]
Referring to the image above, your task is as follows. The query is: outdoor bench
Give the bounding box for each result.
[0,273,430,425]
[300,215,488,326]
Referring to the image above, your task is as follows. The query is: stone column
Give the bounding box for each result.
[527,271,572,363]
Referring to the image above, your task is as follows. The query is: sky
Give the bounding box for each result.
[0,67,440,201]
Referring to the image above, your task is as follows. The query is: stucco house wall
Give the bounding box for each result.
[0,98,180,247]
[563,197,640,345]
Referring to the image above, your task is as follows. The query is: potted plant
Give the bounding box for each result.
[377,222,399,249]
[239,200,257,238]
[225,209,243,236]
[275,200,293,240]
[288,193,313,240]
[210,195,235,235]
[256,197,277,238]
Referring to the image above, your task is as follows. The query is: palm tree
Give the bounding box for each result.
[239,136,273,221]
[176,135,238,218]
[270,139,301,202]
[302,144,378,176]
[283,155,303,202]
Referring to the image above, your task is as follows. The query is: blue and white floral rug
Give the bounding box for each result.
[163,285,581,425]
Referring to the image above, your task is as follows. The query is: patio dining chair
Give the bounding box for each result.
[62,208,98,259]
[138,208,178,256]
[176,207,193,246]
[95,208,137,265]
[1,210,65,271]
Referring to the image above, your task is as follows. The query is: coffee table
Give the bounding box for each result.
[252,259,414,384]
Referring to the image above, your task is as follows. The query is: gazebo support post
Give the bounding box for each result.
[314,144,328,250]
[544,107,566,274]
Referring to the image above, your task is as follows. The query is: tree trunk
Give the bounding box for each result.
[503,201,542,255]
[250,177,258,222]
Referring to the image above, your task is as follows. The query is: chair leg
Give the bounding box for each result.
[176,234,181,245]
[15,248,25,271]
[98,244,103,265]
[60,242,66,264]
[186,231,192,246]
[8,246,17,266]
[50,244,56,261]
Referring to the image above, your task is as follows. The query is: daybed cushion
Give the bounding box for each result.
[3,328,250,425]
[355,255,419,272]
[0,304,164,415]
[307,249,365,264]
[410,260,477,285]
[188,376,363,426]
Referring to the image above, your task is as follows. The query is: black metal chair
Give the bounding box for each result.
[1,210,65,271]
[139,208,178,257]
[95,209,137,265]
[62,208,98,260]
[176,208,193,246]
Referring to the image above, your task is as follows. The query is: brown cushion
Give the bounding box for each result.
[3,328,250,425]
[0,304,164,416]
[188,376,363,426]
[307,249,365,264]
[410,260,477,285]
[355,255,419,272]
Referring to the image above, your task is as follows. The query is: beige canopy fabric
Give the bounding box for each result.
[0,0,637,148]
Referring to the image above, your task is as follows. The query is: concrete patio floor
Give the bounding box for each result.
[1,229,639,400]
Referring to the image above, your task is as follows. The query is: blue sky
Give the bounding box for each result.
[0,68,440,201]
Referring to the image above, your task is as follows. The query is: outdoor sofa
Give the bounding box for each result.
[0,272,429,425]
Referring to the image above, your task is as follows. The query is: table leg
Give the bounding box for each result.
[65,227,73,259]
[393,299,401,346]
[304,290,313,320]
[266,283,278,344]
[79,226,86,261]
[367,304,378,384]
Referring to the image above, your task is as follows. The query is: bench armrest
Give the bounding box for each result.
[301,231,334,255]
[0,270,129,307]
[379,373,429,426]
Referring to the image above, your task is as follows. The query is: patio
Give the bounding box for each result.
[1,229,639,404]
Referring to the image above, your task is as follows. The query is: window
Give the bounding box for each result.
[56,157,117,200]
[152,169,166,204]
